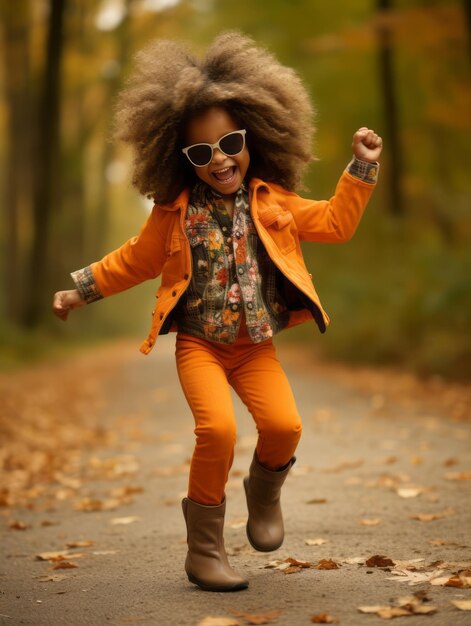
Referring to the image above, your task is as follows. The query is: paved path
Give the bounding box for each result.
[1,336,470,625]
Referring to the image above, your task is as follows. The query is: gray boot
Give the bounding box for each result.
[244,452,296,552]
[182,497,248,591]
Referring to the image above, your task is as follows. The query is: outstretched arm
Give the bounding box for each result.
[52,289,86,321]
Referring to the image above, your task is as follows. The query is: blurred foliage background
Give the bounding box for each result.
[0,0,470,379]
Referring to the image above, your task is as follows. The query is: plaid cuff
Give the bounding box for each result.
[71,266,103,303]
[347,157,379,184]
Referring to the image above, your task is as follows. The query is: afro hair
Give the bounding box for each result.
[114,31,316,204]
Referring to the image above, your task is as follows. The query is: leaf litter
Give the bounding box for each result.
[358,592,437,619]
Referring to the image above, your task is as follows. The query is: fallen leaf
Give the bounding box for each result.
[286,557,313,568]
[378,456,398,465]
[429,538,448,546]
[35,574,67,582]
[410,509,454,522]
[228,608,282,624]
[365,555,395,568]
[306,498,327,505]
[305,538,328,546]
[316,559,340,570]
[443,457,459,466]
[358,593,437,618]
[445,471,471,481]
[359,518,382,526]
[110,516,141,525]
[9,520,29,530]
[311,614,338,623]
[36,551,72,562]
[109,485,144,497]
[197,618,241,626]
[92,550,117,556]
[74,498,122,512]
[358,605,387,614]
[65,540,95,548]
[452,599,471,610]
[88,455,139,477]
[52,561,78,570]
[263,557,313,573]
[431,571,471,588]
[386,569,444,585]
[391,559,425,569]
[358,606,410,618]
[396,487,424,499]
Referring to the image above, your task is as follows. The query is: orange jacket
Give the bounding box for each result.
[90,171,375,354]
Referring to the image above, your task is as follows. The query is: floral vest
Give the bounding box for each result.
[175,182,289,343]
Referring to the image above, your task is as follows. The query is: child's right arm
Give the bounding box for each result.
[52,289,86,321]
[51,205,169,321]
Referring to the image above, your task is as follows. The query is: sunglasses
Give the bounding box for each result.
[182,129,247,167]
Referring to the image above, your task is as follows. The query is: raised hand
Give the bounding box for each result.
[352,127,383,163]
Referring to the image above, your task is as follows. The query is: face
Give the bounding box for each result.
[184,107,250,198]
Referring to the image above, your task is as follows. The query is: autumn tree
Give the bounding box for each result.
[376,0,403,216]
[23,0,66,327]
[0,0,32,321]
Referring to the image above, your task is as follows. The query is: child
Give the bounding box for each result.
[52,32,382,592]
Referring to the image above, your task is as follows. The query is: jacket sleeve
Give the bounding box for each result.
[72,206,168,301]
[282,159,378,243]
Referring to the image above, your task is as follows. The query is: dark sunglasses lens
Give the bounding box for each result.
[220,132,244,155]
[188,144,212,166]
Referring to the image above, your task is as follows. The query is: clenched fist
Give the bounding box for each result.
[352,127,383,163]
[52,289,85,321]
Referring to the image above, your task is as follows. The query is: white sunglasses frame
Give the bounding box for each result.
[182,129,247,167]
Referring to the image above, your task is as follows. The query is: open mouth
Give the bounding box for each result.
[212,166,236,183]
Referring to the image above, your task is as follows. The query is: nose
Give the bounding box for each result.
[211,147,226,163]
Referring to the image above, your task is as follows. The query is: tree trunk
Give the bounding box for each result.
[23,0,66,327]
[1,0,32,321]
[464,0,471,63]
[376,0,403,215]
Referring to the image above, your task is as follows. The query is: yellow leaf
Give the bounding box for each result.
[110,516,141,525]
[359,518,383,526]
[452,600,471,611]
[197,618,241,626]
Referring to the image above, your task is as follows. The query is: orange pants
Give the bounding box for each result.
[175,321,302,505]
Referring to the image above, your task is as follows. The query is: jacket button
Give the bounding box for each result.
[172,290,177,296]
[184,273,189,280]
[159,312,164,320]
[152,310,155,316]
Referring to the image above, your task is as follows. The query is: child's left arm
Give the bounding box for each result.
[283,128,382,243]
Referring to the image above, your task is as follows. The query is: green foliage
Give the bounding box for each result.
[294,205,471,380]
